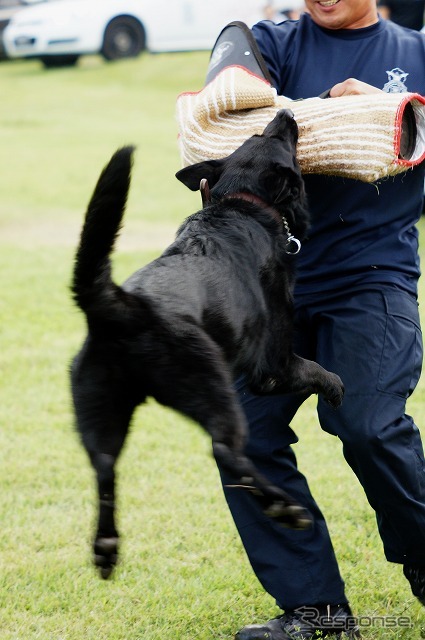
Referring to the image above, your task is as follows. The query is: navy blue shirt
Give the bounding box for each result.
[252,15,425,296]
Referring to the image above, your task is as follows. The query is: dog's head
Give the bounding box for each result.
[176,109,309,240]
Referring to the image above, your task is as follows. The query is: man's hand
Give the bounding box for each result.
[329,78,383,97]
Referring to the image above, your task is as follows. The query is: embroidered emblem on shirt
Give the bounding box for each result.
[383,68,409,93]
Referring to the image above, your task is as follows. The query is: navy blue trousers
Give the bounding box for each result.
[219,286,425,610]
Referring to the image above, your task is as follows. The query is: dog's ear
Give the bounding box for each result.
[263,164,302,204]
[275,168,303,204]
[176,159,225,191]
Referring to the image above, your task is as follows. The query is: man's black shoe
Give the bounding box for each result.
[403,564,425,605]
[234,603,360,639]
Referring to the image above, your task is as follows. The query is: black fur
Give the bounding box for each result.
[71,110,344,579]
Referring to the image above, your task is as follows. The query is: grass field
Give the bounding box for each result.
[1,52,425,640]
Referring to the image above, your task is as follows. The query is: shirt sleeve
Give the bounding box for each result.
[251,21,283,90]
[252,19,300,95]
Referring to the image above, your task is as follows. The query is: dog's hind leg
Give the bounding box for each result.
[211,441,312,530]
[90,448,124,579]
[72,364,135,578]
[152,333,312,530]
[83,416,133,578]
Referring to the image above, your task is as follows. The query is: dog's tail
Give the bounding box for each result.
[72,146,141,324]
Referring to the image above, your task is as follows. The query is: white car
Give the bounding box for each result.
[0,0,45,56]
[3,0,267,67]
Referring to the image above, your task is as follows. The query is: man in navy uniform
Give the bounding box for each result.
[215,1,425,638]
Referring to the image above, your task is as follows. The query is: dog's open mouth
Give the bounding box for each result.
[223,191,271,209]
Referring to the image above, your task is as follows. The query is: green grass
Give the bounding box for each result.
[0,52,425,639]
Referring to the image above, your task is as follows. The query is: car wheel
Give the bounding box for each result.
[40,55,80,68]
[101,16,146,61]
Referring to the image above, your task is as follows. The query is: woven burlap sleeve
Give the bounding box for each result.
[176,65,425,183]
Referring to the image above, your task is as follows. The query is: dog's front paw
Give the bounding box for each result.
[324,373,345,409]
[94,536,119,579]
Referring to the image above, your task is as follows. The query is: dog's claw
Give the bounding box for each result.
[327,396,343,409]
[99,564,114,580]
[226,481,313,530]
[325,375,345,409]
[94,536,118,579]
[264,501,313,530]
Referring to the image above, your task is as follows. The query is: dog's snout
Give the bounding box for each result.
[262,109,298,140]
[280,108,294,120]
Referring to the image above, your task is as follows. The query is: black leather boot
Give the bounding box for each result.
[235,603,360,639]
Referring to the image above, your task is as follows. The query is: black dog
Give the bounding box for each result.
[71,109,344,579]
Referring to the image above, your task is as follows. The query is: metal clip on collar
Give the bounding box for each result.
[282,215,301,254]
[285,234,301,255]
